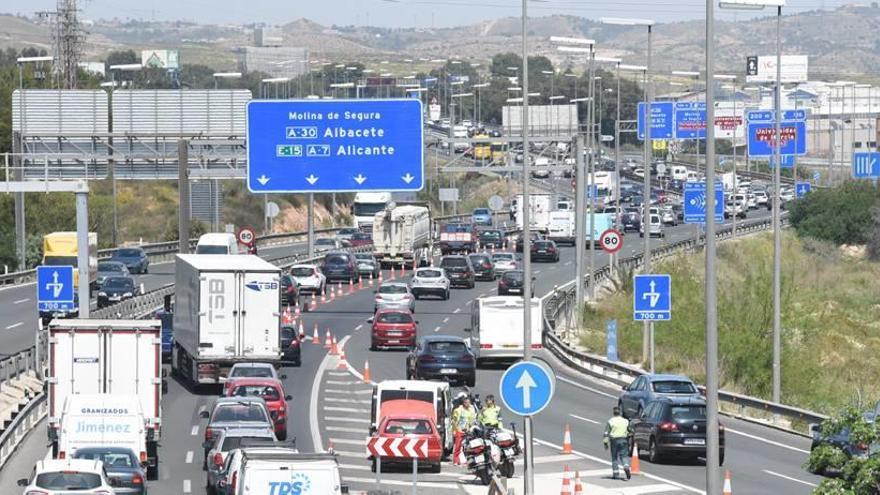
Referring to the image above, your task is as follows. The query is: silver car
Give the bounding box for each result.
[95,261,130,288]
[491,252,517,273]
[374,281,416,313]
[199,397,275,464]
[410,267,450,300]
[289,264,326,294]
[204,427,276,490]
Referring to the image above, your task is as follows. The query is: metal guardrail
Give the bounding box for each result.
[0,393,46,471]
[0,349,39,386]
[542,214,827,435]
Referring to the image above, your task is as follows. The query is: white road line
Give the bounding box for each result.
[453,307,461,314]
[311,329,337,454]
[569,413,600,425]
[442,317,450,323]
[327,371,350,377]
[534,270,541,274]
[324,397,368,404]
[725,427,811,454]
[324,406,370,414]
[190,425,199,436]
[763,470,818,487]
[5,322,23,330]
[326,426,365,434]
[183,479,192,493]
[329,437,366,446]
[434,326,441,332]
[355,324,363,331]
[564,261,573,266]
[324,416,371,425]
[326,380,357,385]
[557,375,617,399]
[13,298,29,304]
[185,451,193,463]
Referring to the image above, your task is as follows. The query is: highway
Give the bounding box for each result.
[0,205,825,494]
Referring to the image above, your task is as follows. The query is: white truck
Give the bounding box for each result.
[469,296,543,367]
[46,319,162,479]
[547,210,576,246]
[352,192,393,231]
[172,254,281,387]
[514,193,553,233]
[372,205,431,269]
[721,172,737,192]
[232,451,347,495]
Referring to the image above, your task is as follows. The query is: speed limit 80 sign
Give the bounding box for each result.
[599,228,623,254]
[237,227,256,246]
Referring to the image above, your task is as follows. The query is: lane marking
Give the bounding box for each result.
[355,324,363,331]
[13,298,29,304]
[569,413,600,425]
[190,425,199,436]
[310,328,337,453]
[185,451,193,464]
[453,308,461,314]
[183,479,191,493]
[324,397,368,404]
[326,425,365,434]
[442,317,450,324]
[324,406,370,414]
[725,427,811,454]
[327,371,350,377]
[5,322,23,330]
[324,416,371,425]
[434,326,441,333]
[328,437,366,446]
[326,380,357,385]
[763,470,818,487]
[344,477,461,489]
[557,375,617,399]
[534,270,541,274]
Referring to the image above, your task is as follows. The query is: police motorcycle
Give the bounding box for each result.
[487,422,520,478]
[463,423,501,485]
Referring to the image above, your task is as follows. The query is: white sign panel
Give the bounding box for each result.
[429,103,441,121]
[746,55,808,83]
[439,188,459,202]
[141,49,180,69]
[503,104,579,137]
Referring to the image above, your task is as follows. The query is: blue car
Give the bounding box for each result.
[111,247,149,274]
[618,373,702,419]
[472,208,493,226]
[155,309,173,362]
[406,335,476,387]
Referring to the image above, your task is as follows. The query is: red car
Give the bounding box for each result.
[348,232,373,248]
[225,378,292,440]
[369,309,418,350]
[371,400,443,473]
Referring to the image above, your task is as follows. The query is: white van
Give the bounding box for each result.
[227,450,347,495]
[671,165,688,181]
[686,170,699,182]
[469,296,543,366]
[57,394,147,465]
[370,380,453,455]
[196,233,240,255]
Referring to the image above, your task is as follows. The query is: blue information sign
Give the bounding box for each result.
[674,102,707,140]
[499,360,556,416]
[37,265,75,312]
[683,181,724,224]
[796,182,812,198]
[637,102,674,140]
[746,109,807,157]
[633,274,671,321]
[606,320,619,362]
[768,154,795,169]
[246,99,424,193]
[852,151,880,178]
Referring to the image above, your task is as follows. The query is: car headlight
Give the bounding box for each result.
[98,291,106,296]
[123,292,133,297]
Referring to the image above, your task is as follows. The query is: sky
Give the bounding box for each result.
[3,0,856,28]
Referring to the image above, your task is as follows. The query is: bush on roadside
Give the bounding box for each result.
[788,181,880,249]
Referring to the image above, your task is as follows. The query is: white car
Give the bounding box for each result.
[410,267,450,300]
[746,193,758,209]
[289,264,326,294]
[640,214,665,238]
[374,282,416,313]
[753,190,769,206]
[18,459,116,494]
[660,207,678,226]
[491,252,517,273]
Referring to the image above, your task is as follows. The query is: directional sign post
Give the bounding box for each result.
[746,109,807,157]
[247,99,424,193]
[637,102,675,140]
[852,151,880,179]
[796,182,812,198]
[683,181,724,224]
[499,360,556,416]
[633,274,671,321]
[37,265,75,312]
[674,102,707,140]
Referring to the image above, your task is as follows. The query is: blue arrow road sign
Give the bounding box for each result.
[499,360,556,416]
[852,151,880,178]
[637,102,674,140]
[796,182,812,198]
[246,99,424,193]
[683,181,724,224]
[768,154,795,169]
[674,102,707,140]
[634,274,671,321]
[37,265,75,312]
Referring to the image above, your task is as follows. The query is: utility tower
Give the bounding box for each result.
[38,0,85,89]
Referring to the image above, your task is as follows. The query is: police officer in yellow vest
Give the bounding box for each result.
[451,395,477,465]
[478,394,502,429]
[603,406,631,480]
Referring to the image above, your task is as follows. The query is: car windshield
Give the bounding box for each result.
[337,229,358,235]
[75,451,135,468]
[503,271,524,282]
[221,436,273,452]
[379,284,408,294]
[325,255,349,265]
[213,404,269,423]
[116,249,142,257]
[669,405,707,421]
[417,269,443,278]
[43,256,78,266]
[103,278,133,289]
[469,256,490,265]
[352,233,371,240]
[232,385,281,401]
[35,471,103,489]
[196,245,228,255]
[441,258,468,267]
[652,380,697,394]
[291,267,315,277]
[377,312,414,324]
[427,341,467,353]
[98,263,123,272]
[473,209,490,215]
[480,231,501,239]
[384,419,433,435]
[281,327,295,339]
[230,366,273,378]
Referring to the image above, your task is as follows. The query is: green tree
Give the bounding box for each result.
[806,405,880,494]
[788,182,880,246]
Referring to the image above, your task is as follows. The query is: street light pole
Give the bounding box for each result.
[521,2,535,494]
[772,2,783,406]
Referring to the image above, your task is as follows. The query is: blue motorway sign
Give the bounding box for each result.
[499,360,556,416]
[637,102,674,140]
[37,265,75,312]
[606,320,619,362]
[674,102,707,140]
[634,274,671,321]
[768,154,795,169]
[246,99,424,193]
[796,182,812,198]
[852,151,880,178]
[683,181,724,224]
[746,109,807,157]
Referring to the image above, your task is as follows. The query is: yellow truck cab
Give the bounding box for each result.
[42,232,98,289]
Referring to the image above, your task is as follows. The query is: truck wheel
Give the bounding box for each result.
[147,442,159,480]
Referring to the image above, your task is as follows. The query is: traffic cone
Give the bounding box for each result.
[390,265,396,280]
[561,424,573,454]
[630,444,641,475]
[311,293,317,310]
[378,271,383,283]
[573,471,584,495]
[283,307,292,324]
[293,305,301,318]
[327,440,335,454]
[722,470,732,495]
[337,348,348,369]
[560,465,572,495]
[298,321,305,339]
[400,264,406,278]
[349,279,354,295]
[337,282,342,296]
[359,277,364,290]
[324,329,332,349]
[321,291,327,304]
[312,324,320,344]
[363,360,372,383]
[369,273,374,287]
[330,335,339,356]
[330,289,335,302]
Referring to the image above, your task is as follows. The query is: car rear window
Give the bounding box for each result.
[196,245,228,255]
[221,436,273,452]
[480,231,501,239]
[117,248,142,257]
[534,241,552,248]
[427,341,467,353]
[669,406,706,420]
[231,385,281,401]
[325,254,349,265]
[380,390,433,404]
[384,419,433,435]
[379,284,408,294]
[355,254,373,260]
[75,451,135,468]
[492,254,514,261]
[441,257,468,267]
[98,263,124,272]
[213,404,268,423]
[352,233,372,240]
[503,271,524,282]
[291,267,314,277]
[230,367,273,378]
[377,312,414,324]
[418,269,443,278]
[36,471,102,489]
[469,256,490,265]
[442,224,472,233]
[652,380,697,394]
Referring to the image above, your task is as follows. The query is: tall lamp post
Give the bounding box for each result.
[594,57,623,231]
[107,63,143,247]
[210,72,243,231]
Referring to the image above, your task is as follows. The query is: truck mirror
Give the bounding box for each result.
[199,410,210,419]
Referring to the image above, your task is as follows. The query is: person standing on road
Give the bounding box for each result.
[603,406,631,480]
[478,394,502,429]
[451,395,477,465]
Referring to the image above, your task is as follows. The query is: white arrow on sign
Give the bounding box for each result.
[305,174,319,185]
[402,173,415,184]
[515,369,537,409]
[47,271,64,298]
[354,174,367,185]
[643,280,661,308]
[256,175,270,186]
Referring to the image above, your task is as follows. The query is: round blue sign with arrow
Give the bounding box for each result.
[499,360,556,416]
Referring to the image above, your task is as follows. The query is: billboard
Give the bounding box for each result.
[502,104,578,137]
[141,49,179,69]
[745,55,808,83]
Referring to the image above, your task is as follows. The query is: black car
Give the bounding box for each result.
[73,446,148,492]
[280,325,302,366]
[110,247,149,274]
[320,251,360,283]
[467,253,495,281]
[478,229,504,249]
[530,240,559,262]
[497,270,534,296]
[631,396,725,465]
[354,253,381,279]
[622,208,642,233]
[515,232,544,253]
[439,255,475,289]
[406,336,476,387]
[280,274,300,307]
[97,276,140,308]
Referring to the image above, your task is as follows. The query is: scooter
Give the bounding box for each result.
[463,425,501,485]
